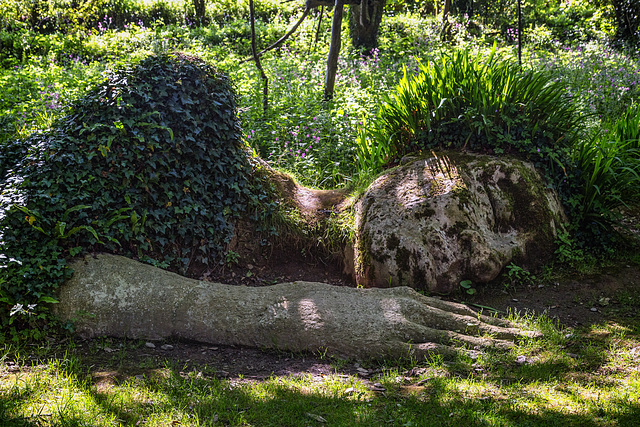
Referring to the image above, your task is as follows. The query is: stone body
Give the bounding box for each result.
[55,254,535,360]
[348,152,566,293]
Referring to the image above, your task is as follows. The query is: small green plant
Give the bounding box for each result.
[505,263,537,289]
[224,250,241,267]
[459,279,476,295]
[554,229,588,267]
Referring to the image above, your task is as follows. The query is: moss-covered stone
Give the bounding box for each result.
[350,151,566,293]
[387,233,400,250]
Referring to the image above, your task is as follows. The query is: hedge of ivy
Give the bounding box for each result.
[0,53,272,341]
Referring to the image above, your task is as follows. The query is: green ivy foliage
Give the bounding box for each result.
[0,52,272,341]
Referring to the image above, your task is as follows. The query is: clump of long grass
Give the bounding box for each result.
[608,103,640,149]
[356,45,581,177]
[573,104,640,233]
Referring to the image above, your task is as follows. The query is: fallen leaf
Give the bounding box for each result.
[306,412,327,423]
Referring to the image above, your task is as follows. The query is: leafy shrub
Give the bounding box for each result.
[357,46,581,176]
[469,0,613,44]
[0,0,186,35]
[208,0,295,24]
[532,0,614,42]
[0,0,298,36]
[0,52,272,341]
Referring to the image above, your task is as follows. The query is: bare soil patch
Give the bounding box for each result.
[473,263,640,328]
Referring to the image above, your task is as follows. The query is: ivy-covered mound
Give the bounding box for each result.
[0,53,270,340]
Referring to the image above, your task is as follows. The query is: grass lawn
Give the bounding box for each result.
[2,298,640,426]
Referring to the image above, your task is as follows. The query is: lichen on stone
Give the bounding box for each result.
[350,151,566,293]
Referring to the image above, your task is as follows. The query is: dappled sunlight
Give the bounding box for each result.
[0,360,223,426]
[0,370,119,425]
[585,321,633,338]
[92,370,121,391]
[507,379,640,419]
[423,154,463,196]
[2,352,640,426]
[391,154,464,211]
[297,298,324,331]
[1,0,639,425]
[379,298,406,325]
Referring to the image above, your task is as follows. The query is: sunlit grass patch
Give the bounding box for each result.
[2,326,640,426]
[1,368,117,425]
[0,58,105,144]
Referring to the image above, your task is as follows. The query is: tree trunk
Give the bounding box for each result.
[55,254,539,360]
[348,0,387,51]
[249,0,269,114]
[193,0,206,23]
[441,0,452,40]
[324,0,345,101]
[612,0,640,46]
[442,0,451,20]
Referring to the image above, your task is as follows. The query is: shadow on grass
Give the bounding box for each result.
[0,386,39,427]
[3,348,639,426]
[78,365,635,427]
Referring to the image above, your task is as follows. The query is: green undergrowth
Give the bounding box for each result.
[356,44,579,179]
[2,307,640,426]
[1,0,639,346]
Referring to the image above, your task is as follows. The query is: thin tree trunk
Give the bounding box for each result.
[324,0,344,101]
[249,0,268,114]
[441,0,452,40]
[311,6,325,53]
[241,6,311,63]
[193,0,206,24]
[349,0,386,51]
[442,0,451,20]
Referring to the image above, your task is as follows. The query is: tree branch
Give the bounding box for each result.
[240,6,311,64]
[311,5,324,53]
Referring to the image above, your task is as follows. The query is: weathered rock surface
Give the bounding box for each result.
[348,152,566,293]
[56,254,537,360]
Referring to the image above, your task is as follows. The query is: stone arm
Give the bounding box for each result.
[56,255,537,360]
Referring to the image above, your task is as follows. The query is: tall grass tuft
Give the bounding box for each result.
[573,104,640,233]
[608,103,640,151]
[358,45,582,177]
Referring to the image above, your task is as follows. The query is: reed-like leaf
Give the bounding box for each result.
[357,45,581,177]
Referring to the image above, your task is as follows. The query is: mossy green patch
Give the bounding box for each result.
[355,228,374,280]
